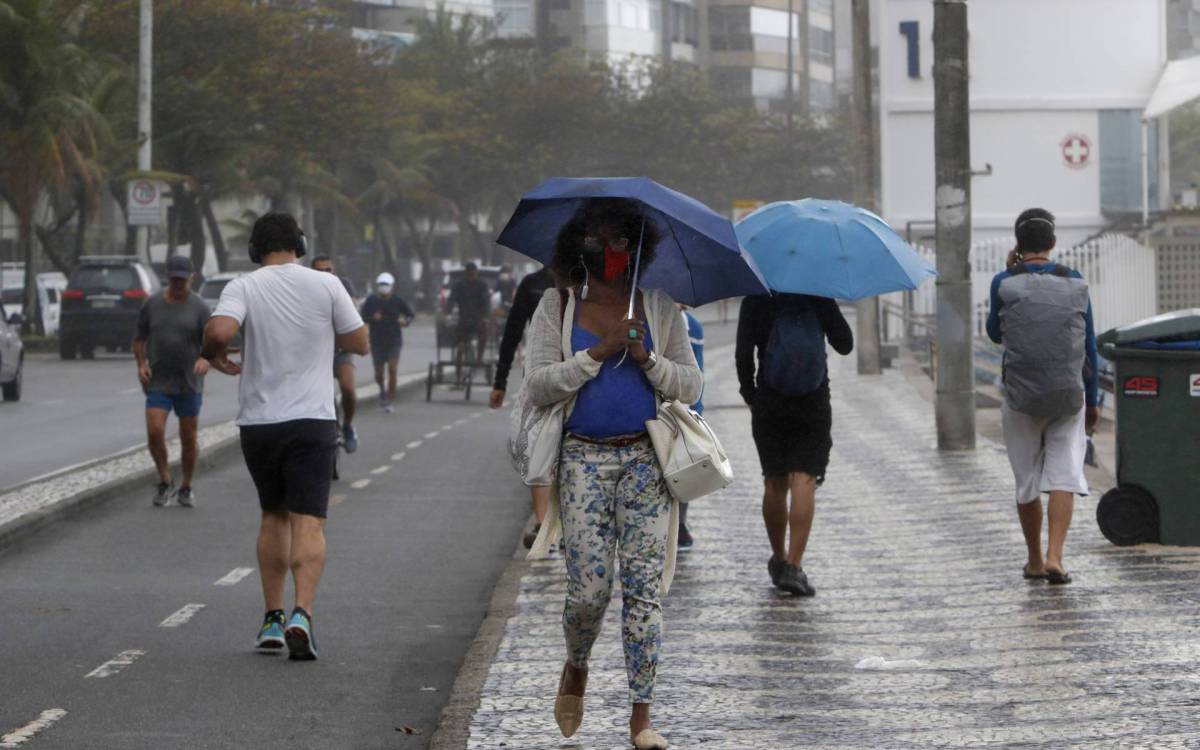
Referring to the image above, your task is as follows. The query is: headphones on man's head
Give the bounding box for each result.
[248,214,308,264]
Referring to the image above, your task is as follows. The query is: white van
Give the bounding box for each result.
[1,265,68,336]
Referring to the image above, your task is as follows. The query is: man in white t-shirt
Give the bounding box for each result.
[202,212,368,661]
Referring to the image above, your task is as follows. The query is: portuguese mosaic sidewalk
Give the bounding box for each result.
[461,352,1200,750]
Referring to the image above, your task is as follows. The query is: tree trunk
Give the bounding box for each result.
[18,211,38,335]
[73,189,89,268]
[200,196,228,271]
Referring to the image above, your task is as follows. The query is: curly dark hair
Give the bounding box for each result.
[550,198,662,288]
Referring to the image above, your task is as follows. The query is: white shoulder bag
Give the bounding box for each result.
[645,400,734,502]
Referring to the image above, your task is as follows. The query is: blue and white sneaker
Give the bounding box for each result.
[342,425,359,454]
[284,607,318,661]
[254,610,287,652]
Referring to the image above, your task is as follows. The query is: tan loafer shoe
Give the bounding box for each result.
[631,728,669,749]
[554,663,585,738]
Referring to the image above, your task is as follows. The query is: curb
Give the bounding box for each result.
[429,543,532,750]
[0,371,428,554]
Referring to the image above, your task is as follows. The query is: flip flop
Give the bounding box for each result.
[1023,567,1049,580]
[1046,569,1072,585]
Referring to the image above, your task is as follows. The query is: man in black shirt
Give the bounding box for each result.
[449,262,491,383]
[736,293,853,597]
[361,272,414,413]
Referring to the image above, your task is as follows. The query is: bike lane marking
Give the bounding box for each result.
[370,465,391,475]
[406,440,423,450]
[159,603,206,628]
[85,649,145,679]
[391,452,407,462]
[350,479,371,490]
[0,708,68,748]
[214,567,254,586]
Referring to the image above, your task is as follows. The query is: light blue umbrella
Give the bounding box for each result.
[735,199,936,299]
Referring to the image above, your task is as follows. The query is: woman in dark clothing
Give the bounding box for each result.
[735,293,853,596]
[490,266,555,548]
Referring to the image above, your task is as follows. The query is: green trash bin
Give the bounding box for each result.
[1096,309,1200,546]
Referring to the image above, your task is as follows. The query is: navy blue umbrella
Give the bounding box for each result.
[496,177,768,307]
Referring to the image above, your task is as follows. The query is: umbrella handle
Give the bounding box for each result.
[626,215,646,320]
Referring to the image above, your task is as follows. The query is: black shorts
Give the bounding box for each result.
[750,386,833,481]
[239,419,337,518]
[370,336,401,367]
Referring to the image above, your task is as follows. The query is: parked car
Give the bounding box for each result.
[0,311,24,401]
[59,256,161,360]
[0,266,66,336]
[198,271,247,313]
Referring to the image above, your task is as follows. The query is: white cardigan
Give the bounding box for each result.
[523,286,703,594]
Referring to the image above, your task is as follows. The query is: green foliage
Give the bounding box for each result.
[3,0,855,281]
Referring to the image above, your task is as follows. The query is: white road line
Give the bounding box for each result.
[119,386,143,395]
[350,479,371,490]
[159,603,206,628]
[214,567,254,587]
[0,709,68,748]
[423,431,440,440]
[440,424,455,432]
[370,465,391,475]
[454,418,469,426]
[329,494,348,507]
[469,411,484,419]
[406,440,423,449]
[85,649,145,678]
[390,452,407,462]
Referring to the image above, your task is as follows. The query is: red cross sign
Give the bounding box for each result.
[1061,134,1091,169]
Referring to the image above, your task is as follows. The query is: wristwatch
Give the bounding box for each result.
[640,351,659,371]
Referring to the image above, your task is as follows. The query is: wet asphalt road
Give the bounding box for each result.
[0,383,526,749]
[0,322,438,490]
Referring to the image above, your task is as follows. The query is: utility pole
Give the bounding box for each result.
[851,0,881,375]
[786,0,795,133]
[932,0,975,450]
[136,0,153,264]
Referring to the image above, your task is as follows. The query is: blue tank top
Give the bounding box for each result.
[564,317,657,439]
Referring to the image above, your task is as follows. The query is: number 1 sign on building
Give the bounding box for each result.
[127,179,162,226]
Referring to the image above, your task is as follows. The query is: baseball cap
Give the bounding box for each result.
[167,255,194,279]
[376,272,395,287]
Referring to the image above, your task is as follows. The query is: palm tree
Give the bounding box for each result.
[0,0,106,333]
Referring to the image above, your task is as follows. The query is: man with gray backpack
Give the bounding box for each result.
[987,208,1100,585]
[737,293,853,596]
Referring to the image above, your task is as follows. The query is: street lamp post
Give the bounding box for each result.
[136,0,153,264]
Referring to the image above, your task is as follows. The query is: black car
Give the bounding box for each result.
[60,256,161,359]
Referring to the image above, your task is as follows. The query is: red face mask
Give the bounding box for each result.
[602,246,631,282]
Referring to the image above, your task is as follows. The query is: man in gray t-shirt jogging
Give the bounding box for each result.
[133,255,210,508]
[203,213,368,661]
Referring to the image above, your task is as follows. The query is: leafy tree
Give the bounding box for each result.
[0,0,108,331]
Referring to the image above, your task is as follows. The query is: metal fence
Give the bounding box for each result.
[882,233,1158,345]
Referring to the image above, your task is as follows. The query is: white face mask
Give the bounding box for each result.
[378,285,393,295]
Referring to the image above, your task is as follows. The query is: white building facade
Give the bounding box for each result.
[876,0,1169,247]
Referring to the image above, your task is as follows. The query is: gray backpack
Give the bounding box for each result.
[997,264,1090,418]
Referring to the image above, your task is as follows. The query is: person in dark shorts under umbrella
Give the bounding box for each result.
[311,255,360,451]
[489,266,554,548]
[133,254,210,507]
[449,262,492,383]
[202,212,368,660]
[736,293,853,596]
[360,271,414,414]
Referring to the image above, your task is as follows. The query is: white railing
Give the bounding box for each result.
[883,233,1158,342]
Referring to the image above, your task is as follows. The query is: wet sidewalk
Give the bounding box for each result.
[458,351,1200,749]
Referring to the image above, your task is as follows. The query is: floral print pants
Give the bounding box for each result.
[559,435,671,704]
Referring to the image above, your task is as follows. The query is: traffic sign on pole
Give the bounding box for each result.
[127,179,162,226]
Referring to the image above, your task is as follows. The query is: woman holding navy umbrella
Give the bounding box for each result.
[523,198,701,750]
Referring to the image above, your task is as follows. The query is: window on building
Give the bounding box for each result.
[670,1,698,45]
[809,78,834,110]
[749,6,796,38]
[1099,110,1160,215]
[710,67,752,99]
[808,26,833,64]
[709,6,751,51]
[752,67,788,99]
[495,0,533,34]
[809,0,832,14]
